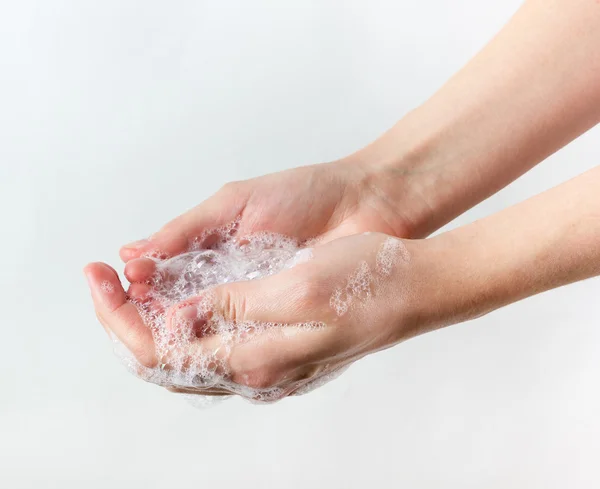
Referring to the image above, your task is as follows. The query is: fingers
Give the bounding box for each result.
[119,184,249,262]
[126,282,152,302]
[110,242,352,397]
[167,272,346,391]
[124,258,156,283]
[166,272,310,333]
[84,262,157,368]
[224,328,332,390]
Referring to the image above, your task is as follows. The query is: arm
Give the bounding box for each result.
[410,165,600,333]
[350,0,600,238]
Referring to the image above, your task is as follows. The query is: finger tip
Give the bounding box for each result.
[127,282,152,301]
[83,263,94,279]
[119,247,140,263]
[85,262,126,297]
[124,258,157,283]
[84,262,108,281]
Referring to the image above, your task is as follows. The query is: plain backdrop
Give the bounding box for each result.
[1,1,600,488]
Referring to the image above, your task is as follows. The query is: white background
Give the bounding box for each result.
[1,1,600,487]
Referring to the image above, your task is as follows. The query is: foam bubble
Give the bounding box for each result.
[330,261,373,316]
[329,236,409,317]
[376,237,410,276]
[100,280,115,293]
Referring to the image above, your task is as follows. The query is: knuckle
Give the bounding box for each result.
[220,180,242,194]
[293,273,323,305]
[219,285,248,323]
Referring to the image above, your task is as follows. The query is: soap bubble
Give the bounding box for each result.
[114,224,322,404]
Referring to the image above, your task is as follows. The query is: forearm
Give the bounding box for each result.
[411,165,600,334]
[349,0,600,238]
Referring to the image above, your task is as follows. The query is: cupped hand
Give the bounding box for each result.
[86,232,425,400]
[119,161,414,265]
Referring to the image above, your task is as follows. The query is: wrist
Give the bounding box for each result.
[338,110,468,239]
[396,232,504,340]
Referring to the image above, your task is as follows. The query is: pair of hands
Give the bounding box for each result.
[85,0,600,400]
[85,161,449,399]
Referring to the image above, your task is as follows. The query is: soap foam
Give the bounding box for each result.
[115,223,328,403]
[330,236,409,317]
[100,280,115,293]
[376,236,410,276]
[114,227,408,404]
[330,261,373,316]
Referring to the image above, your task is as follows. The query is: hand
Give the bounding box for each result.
[119,161,418,265]
[85,232,425,400]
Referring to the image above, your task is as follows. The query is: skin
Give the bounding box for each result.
[85,0,600,399]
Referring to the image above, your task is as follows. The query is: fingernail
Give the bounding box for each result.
[124,239,148,250]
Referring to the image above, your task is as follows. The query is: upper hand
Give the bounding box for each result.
[119,161,415,265]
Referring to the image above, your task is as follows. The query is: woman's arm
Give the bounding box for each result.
[351,0,600,238]
[410,164,600,334]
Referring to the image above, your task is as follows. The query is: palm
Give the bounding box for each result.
[120,162,407,264]
[202,163,406,246]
